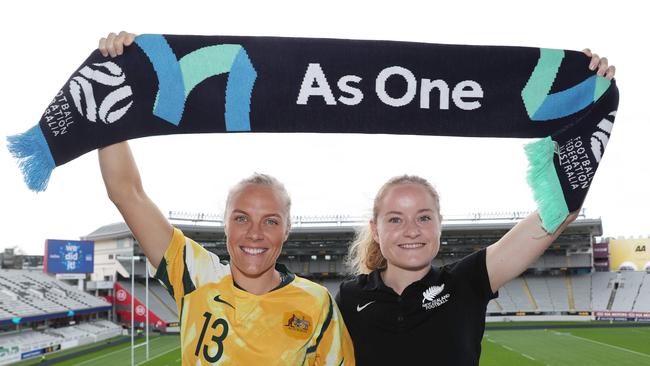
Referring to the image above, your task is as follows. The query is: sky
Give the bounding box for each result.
[0,1,648,255]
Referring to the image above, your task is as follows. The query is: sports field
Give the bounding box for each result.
[481,325,650,366]
[14,335,181,366]
[13,323,650,365]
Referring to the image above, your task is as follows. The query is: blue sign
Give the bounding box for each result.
[21,349,44,360]
[45,240,94,273]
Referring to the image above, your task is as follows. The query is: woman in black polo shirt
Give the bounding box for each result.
[335,72,616,362]
[337,175,511,364]
[335,51,615,366]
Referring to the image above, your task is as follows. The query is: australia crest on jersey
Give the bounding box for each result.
[283,311,313,339]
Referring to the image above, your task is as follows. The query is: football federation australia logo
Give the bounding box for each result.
[590,111,616,163]
[69,61,133,124]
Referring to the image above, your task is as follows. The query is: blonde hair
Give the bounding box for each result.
[225,173,292,228]
[346,175,441,275]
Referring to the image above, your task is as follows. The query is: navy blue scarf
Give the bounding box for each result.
[7,35,619,232]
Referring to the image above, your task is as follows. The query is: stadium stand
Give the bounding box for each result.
[548,275,570,311]
[610,271,645,311]
[498,278,536,312]
[118,281,177,324]
[569,253,592,267]
[148,282,179,316]
[525,275,554,312]
[0,321,123,364]
[632,273,650,311]
[591,272,616,311]
[72,321,122,342]
[0,329,62,351]
[484,271,650,315]
[0,270,110,321]
[570,273,592,311]
[45,325,95,346]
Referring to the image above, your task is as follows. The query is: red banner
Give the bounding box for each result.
[98,295,113,303]
[114,282,166,329]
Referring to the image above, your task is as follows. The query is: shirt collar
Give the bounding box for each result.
[232,263,295,292]
[363,265,440,293]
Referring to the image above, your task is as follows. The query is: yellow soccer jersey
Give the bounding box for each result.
[153,228,355,365]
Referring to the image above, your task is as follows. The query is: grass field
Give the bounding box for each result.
[481,326,650,366]
[14,335,181,366]
[16,323,650,365]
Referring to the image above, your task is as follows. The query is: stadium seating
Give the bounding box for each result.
[525,275,554,312]
[498,277,536,312]
[0,329,62,351]
[148,282,179,316]
[591,272,616,311]
[0,270,110,321]
[46,325,94,346]
[22,272,109,308]
[74,321,122,341]
[0,320,122,364]
[547,275,570,311]
[485,271,649,314]
[570,273,592,311]
[632,274,650,311]
[610,272,645,311]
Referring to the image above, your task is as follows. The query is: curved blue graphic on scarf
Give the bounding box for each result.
[522,48,611,121]
[135,34,256,131]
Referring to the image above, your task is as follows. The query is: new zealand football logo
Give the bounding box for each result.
[422,283,450,310]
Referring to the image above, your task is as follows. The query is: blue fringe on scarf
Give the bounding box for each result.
[7,125,55,192]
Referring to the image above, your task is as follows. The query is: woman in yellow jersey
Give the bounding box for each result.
[98,31,354,366]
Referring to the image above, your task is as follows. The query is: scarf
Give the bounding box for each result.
[7,34,619,232]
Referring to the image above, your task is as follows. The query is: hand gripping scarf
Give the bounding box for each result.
[7,35,619,232]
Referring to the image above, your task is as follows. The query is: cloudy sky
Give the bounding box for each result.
[1,0,647,254]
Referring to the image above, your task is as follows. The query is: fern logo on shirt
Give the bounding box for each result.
[422,284,451,310]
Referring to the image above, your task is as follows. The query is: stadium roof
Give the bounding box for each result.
[82,222,133,241]
[82,216,602,241]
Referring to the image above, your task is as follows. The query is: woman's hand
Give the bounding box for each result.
[583,48,616,80]
[99,31,136,58]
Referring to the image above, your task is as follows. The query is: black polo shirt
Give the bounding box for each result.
[336,249,496,366]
